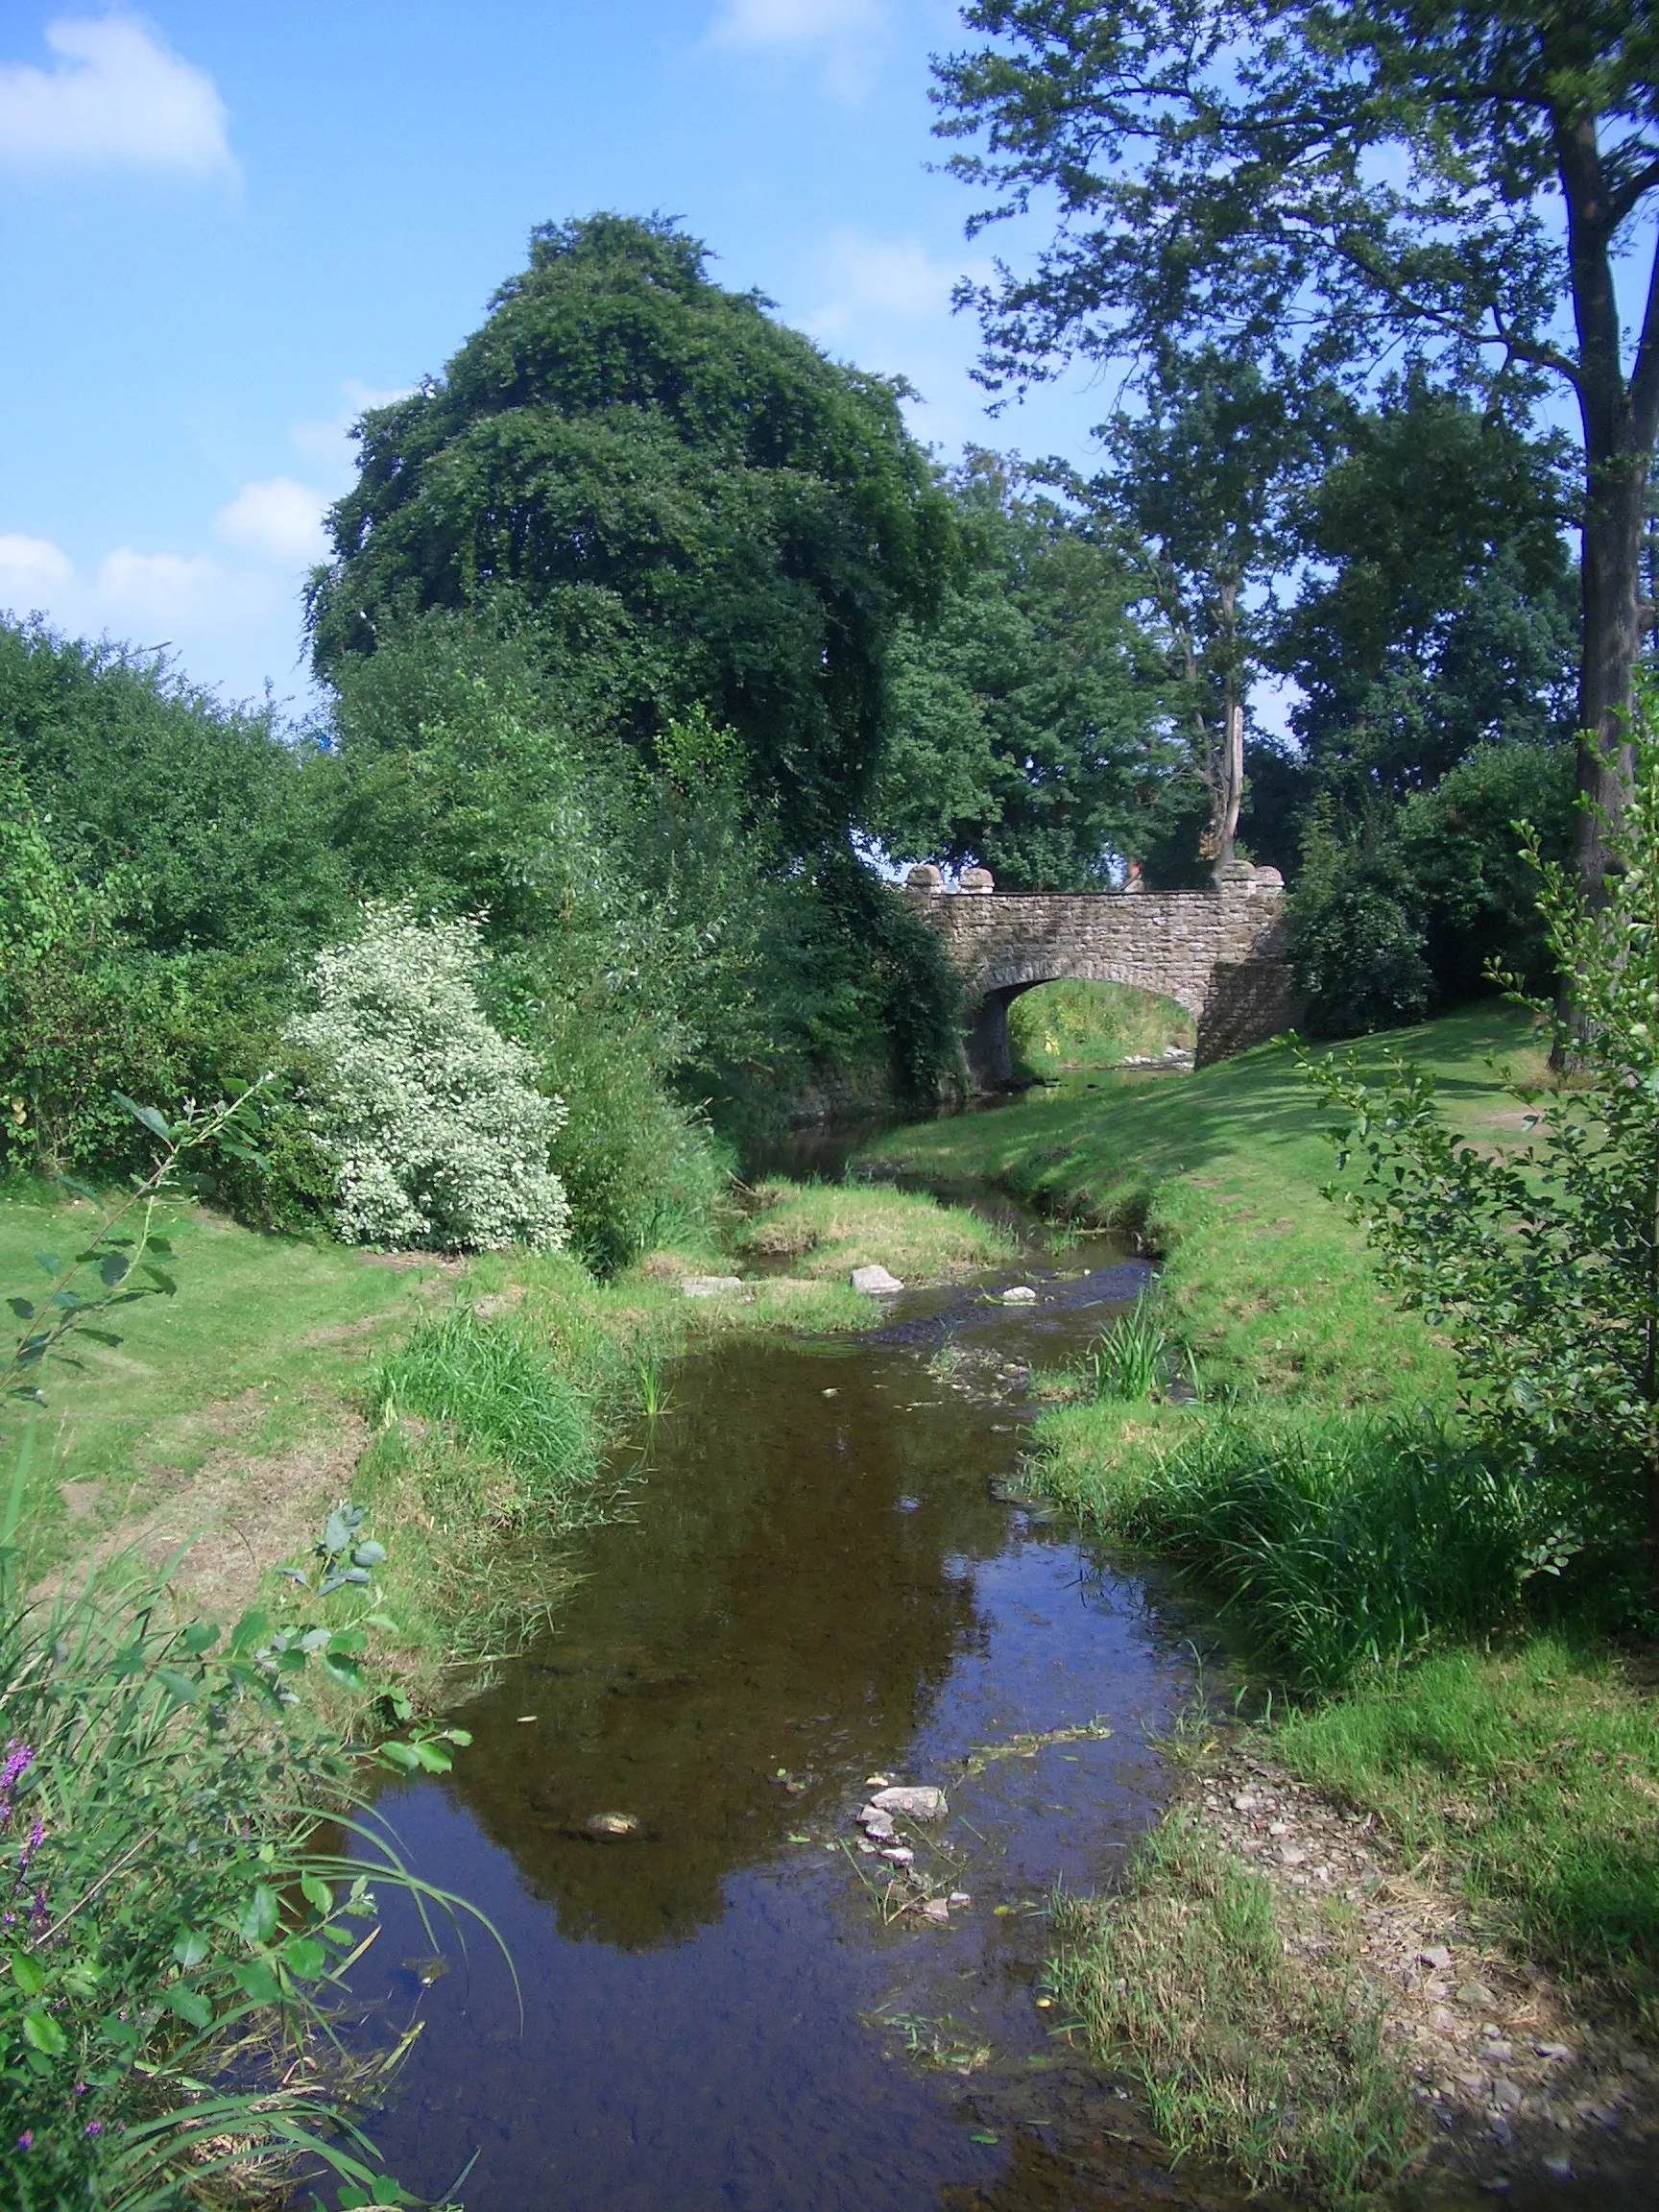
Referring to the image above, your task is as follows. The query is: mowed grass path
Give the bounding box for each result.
[869,1004,1544,1411]
[0,1190,440,1565]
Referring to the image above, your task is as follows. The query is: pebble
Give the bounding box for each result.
[850,1264,904,1294]
[1000,1285,1038,1304]
[857,1805,899,1842]
[923,1897,951,1923]
[1542,2155,1573,2179]
[584,1812,639,1839]
[1457,1980,1498,2008]
[679,1276,743,1297]
[879,1847,914,1865]
[949,1891,972,1908]
[1491,2078,1523,2111]
[1267,1819,1290,1837]
[1279,1844,1308,1866]
[1419,1945,1453,1971]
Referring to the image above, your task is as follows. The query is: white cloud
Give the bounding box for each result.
[803,229,964,346]
[0,15,236,180]
[0,531,74,600]
[94,546,264,631]
[794,228,998,445]
[710,0,886,46]
[709,0,888,93]
[215,476,330,565]
[289,379,415,477]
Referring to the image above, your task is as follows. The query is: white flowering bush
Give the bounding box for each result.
[291,904,569,1252]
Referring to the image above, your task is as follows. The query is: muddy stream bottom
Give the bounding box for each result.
[346,1242,1266,2210]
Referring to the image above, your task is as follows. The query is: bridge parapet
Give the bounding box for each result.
[905,865,1302,1087]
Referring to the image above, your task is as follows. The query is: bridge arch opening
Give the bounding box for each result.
[1004,976,1195,1086]
[965,964,1201,1090]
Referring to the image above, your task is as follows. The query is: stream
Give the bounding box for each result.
[345,1204,1262,2210]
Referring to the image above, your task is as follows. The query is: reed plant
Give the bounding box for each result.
[1046,1407,1542,1688]
[1083,1300,1172,1403]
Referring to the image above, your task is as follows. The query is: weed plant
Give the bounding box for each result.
[1277,1637,1659,2015]
[0,1451,483,2209]
[1084,1301,1171,1402]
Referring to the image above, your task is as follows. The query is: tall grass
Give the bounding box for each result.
[1050,1813,1420,2200]
[0,1441,487,2209]
[375,1310,601,1514]
[1083,1301,1174,1402]
[1046,1408,1541,1688]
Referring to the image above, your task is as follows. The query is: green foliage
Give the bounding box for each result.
[1057,1407,1543,1688]
[867,453,1169,887]
[1305,688,1659,1580]
[1276,1639,1659,2012]
[307,213,954,845]
[0,620,344,958]
[1084,1300,1175,1404]
[0,1119,483,2209]
[1276,377,1579,802]
[1006,978,1192,1078]
[1286,805,1435,1038]
[375,1308,601,1511]
[1286,744,1575,1036]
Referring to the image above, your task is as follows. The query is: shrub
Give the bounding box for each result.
[292,904,569,1251]
[1306,682,1659,1589]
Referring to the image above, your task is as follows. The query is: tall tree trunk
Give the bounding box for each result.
[1557,106,1659,900]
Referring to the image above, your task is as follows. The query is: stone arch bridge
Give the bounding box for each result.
[905,862,1303,1090]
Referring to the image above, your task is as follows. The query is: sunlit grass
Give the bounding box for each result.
[732,1178,1015,1283]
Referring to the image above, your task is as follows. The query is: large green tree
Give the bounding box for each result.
[1276,375,1580,801]
[307,214,954,846]
[864,454,1170,888]
[1086,347,1324,865]
[934,0,1659,896]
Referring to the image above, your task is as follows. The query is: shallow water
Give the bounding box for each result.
[349,1230,1278,2208]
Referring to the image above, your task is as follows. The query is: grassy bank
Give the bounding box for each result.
[2,1171,999,1687]
[867,1009,1659,2198]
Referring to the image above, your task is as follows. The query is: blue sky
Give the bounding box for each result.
[0,3,1110,713]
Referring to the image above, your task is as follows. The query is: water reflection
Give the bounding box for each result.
[351,1265,1258,2210]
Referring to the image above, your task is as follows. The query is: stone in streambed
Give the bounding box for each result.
[851,1264,904,1294]
[857,1805,898,1842]
[1000,1285,1038,1304]
[871,1785,948,1822]
[584,1812,640,1839]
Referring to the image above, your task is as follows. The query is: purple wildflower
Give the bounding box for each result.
[15,2131,32,2152]
[83,2121,102,2138]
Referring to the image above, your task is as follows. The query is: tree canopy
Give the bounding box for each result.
[934,0,1659,888]
[307,213,955,846]
[865,454,1169,888]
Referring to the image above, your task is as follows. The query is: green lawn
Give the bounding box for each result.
[869,1003,1545,1411]
[0,1192,439,1568]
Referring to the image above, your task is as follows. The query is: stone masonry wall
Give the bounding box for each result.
[907,877,1300,1085]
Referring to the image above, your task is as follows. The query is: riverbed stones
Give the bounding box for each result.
[870,1784,948,1821]
[850,1263,904,1294]
[584,1812,639,1839]
[856,1806,898,1842]
[680,1276,743,1297]
[1000,1285,1037,1304]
